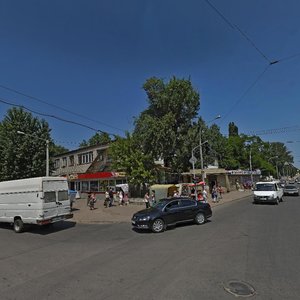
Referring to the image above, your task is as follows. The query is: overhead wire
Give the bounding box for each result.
[0,97,118,137]
[220,64,270,124]
[203,0,271,63]
[0,83,125,133]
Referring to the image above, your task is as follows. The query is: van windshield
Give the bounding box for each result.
[255,184,275,191]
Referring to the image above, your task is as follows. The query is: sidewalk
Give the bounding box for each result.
[70,189,253,224]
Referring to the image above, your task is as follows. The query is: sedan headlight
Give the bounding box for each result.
[267,194,275,199]
[139,216,151,221]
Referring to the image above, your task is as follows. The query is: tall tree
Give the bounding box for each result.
[134,76,200,171]
[109,132,155,185]
[0,108,52,181]
[79,132,111,148]
[228,122,239,137]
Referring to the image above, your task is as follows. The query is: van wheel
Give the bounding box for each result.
[13,218,24,233]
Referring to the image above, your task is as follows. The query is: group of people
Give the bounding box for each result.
[144,190,156,208]
[185,184,224,204]
[87,188,129,210]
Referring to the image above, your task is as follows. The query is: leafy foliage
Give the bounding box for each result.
[0,108,52,181]
[109,132,155,185]
[134,76,200,170]
[80,132,111,147]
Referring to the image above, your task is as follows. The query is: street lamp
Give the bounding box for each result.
[190,140,208,180]
[245,141,254,185]
[190,115,221,182]
[268,156,279,179]
[17,131,50,177]
[199,115,221,182]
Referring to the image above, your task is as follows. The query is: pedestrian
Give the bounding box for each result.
[202,188,208,203]
[144,192,150,208]
[197,191,204,202]
[88,193,96,210]
[212,186,218,203]
[104,189,110,208]
[109,188,114,207]
[124,193,129,205]
[151,190,156,206]
[217,185,223,200]
[119,190,124,206]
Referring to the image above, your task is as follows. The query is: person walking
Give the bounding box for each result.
[151,190,156,206]
[104,189,110,208]
[212,186,218,203]
[202,188,208,203]
[217,185,223,200]
[88,193,96,210]
[109,188,114,207]
[144,192,150,208]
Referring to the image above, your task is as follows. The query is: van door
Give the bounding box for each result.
[42,180,69,219]
[57,189,70,217]
[43,189,59,219]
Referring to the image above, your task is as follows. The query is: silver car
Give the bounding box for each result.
[283,185,299,196]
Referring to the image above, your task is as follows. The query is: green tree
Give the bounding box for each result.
[79,132,111,147]
[0,108,52,181]
[134,76,200,171]
[229,122,239,137]
[109,132,155,185]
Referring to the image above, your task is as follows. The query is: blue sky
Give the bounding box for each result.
[0,0,300,167]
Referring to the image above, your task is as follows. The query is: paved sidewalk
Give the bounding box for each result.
[70,189,253,224]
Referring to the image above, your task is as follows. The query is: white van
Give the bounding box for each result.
[253,181,284,205]
[0,177,73,232]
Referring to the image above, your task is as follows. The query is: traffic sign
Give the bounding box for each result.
[189,156,197,164]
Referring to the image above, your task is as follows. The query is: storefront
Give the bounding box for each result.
[68,172,127,194]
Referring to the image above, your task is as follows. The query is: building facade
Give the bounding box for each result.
[52,144,127,193]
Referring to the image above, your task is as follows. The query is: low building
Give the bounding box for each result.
[52,144,127,193]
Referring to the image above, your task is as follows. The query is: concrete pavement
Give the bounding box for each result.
[70,189,253,224]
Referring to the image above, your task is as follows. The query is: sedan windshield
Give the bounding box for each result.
[285,185,297,190]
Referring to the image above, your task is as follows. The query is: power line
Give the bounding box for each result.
[0,83,125,133]
[248,125,300,136]
[220,65,270,123]
[203,0,271,63]
[0,96,118,137]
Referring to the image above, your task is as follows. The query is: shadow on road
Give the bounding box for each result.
[0,221,77,235]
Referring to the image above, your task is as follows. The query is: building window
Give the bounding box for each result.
[90,181,99,192]
[78,152,93,165]
[97,150,105,161]
[62,157,67,168]
[69,155,74,166]
[81,181,89,192]
[54,159,60,169]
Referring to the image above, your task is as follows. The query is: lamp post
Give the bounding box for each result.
[17,131,50,177]
[191,140,208,181]
[245,141,254,185]
[268,156,279,179]
[199,115,221,182]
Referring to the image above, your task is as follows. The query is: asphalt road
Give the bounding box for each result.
[1,194,300,300]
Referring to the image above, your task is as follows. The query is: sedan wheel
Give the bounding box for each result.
[152,219,165,233]
[195,212,206,225]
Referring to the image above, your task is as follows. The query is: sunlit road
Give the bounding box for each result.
[1,194,300,300]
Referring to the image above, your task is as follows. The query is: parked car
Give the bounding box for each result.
[283,185,299,196]
[131,197,212,233]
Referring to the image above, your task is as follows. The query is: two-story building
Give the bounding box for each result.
[52,144,127,193]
